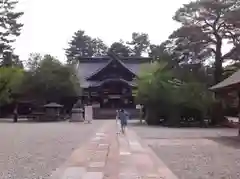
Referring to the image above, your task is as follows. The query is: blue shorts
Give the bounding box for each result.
[121,120,127,126]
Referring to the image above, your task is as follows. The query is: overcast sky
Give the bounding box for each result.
[14,0,191,62]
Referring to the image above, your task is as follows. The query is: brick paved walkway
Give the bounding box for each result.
[50,121,178,179]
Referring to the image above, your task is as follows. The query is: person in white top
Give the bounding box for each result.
[116,109,120,134]
[84,103,93,124]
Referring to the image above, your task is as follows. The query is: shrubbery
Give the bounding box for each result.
[136,61,216,127]
[0,54,80,117]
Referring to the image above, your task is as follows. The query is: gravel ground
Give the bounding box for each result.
[130,122,238,139]
[130,122,240,179]
[0,120,103,179]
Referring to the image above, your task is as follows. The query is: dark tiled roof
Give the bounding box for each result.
[124,63,144,74]
[77,56,151,86]
[210,69,240,91]
[77,61,108,80]
[77,58,151,78]
[78,56,152,63]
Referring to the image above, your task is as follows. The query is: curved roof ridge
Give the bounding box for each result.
[86,52,136,80]
[210,69,240,90]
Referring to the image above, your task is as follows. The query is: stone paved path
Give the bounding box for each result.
[50,121,178,179]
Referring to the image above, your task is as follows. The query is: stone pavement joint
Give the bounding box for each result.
[49,121,179,179]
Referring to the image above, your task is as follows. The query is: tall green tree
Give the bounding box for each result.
[1,51,23,67]
[0,67,24,106]
[0,0,24,66]
[108,40,132,57]
[65,30,108,62]
[127,32,150,57]
[137,60,214,126]
[149,44,165,59]
[25,53,42,71]
[169,0,240,84]
[22,54,80,103]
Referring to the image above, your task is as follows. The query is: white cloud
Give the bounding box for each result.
[14,0,191,62]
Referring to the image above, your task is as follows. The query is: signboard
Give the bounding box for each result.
[83,91,89,96]
[108,95,121,99]
[91,92,98,96]
[136,104,141,109]
[85,105,93,121]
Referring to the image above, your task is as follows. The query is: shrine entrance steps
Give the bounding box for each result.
[50,121,178,179]
[93,108,140,119]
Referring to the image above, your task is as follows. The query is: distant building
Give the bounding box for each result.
[76,52,152,108]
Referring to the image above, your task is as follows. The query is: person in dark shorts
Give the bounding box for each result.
[118,109,129,134]
[13,105,18,123]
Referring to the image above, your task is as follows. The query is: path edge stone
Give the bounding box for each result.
[128,129,179,179]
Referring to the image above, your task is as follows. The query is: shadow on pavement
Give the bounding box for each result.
[207,136,240,149]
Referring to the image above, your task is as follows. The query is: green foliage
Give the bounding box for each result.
[0,51,23,67]
[22,54,80,104]
[168,0,240,84]
[177,82,214,113]
[136,60,214,126]
[0,67,24,106]
[223,62,240,78]
[127,32,150,57]
[136,61,174,105]
[65,30,151,61]
[25,53,42,71]
[65,30,108,62]
[0,0,24,66]
[108,41,132,57]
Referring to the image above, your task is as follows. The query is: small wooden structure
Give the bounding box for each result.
[210,69,240,135]
[43,102,63,121]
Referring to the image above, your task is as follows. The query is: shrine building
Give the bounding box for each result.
[77,52,152,109]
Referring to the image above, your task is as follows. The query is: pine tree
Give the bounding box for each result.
[169,0,240,84]
[0,0,24,66]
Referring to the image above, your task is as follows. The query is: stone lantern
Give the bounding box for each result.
[43,102,63,121]
[70,99,84,122]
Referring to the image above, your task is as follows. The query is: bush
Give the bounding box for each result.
[209,101,228,125]
[136,61,215,127]
[21,54,80,104]
[0,67,24,106]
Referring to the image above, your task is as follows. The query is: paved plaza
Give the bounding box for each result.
[131,122,240,179]
[0,119,240,179]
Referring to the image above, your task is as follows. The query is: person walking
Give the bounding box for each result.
[84,101,93,124]
[118,109,128,134]
[116,109,120,134]
[13,105,18,123]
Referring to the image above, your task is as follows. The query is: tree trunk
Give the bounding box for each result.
[166,107,181,127]
[238,92,240,136]
[145,107,159,125]
[214,41,223,84]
